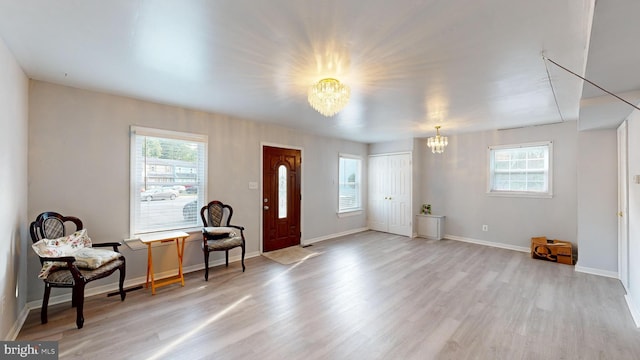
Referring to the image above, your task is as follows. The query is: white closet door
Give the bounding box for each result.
[368,153,412,236]
[368,155,389,232]
[618,121,629,291]
[387,153,412,236]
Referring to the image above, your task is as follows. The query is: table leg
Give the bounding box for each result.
[145,244,151,288]
[176,237,185,287]
[147,244,156,295]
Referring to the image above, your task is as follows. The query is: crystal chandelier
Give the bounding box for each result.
[307,78,350,117]
[427,126,448,154]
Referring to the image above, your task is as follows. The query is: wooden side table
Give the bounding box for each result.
[139,231,189,295]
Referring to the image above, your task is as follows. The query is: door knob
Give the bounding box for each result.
[264,206,269,210]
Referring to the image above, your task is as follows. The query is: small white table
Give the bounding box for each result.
[139,231,189,295]
[416,214,445,240]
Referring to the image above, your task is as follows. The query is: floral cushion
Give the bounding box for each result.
[32,229,92,257]
[32,229,120,279]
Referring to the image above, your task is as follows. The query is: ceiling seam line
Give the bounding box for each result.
[542,54,566,123]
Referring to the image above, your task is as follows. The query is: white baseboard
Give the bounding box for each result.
[302,227,369,246]
[5,305,30,340]
[574,264,619,279]
[625,294,640,328]
[26,251,260,311]
[444,234,530,253]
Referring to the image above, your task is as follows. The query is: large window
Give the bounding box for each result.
[130,126,207,236]
[487,141,552,198]
[338,154,362,213]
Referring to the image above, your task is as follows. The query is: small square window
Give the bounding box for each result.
[487,141,552,198]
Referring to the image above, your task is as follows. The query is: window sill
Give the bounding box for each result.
[337,209,363,218]
[487,191,553,199]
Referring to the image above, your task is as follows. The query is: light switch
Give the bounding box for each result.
[248,181,258,190]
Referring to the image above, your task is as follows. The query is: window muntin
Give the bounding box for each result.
[130,126,207,236]
[338,154,362,213]
[488,141,552,198]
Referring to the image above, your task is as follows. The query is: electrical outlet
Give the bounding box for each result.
[482,225,488,232]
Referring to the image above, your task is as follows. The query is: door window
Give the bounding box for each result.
[278,165,287,219]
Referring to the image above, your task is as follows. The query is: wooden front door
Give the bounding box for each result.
[263,146,301,252]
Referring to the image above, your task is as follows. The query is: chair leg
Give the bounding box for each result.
[118,263,126,301]
[204,250,210,281]
[241,245,246,272]
[71,287,77,308]
[41,284,51,324]
[75,284,85,329]
[225,250,229,267]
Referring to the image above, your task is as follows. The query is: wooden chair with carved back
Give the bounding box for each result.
[200,200,246,280]
[29,211,126,328]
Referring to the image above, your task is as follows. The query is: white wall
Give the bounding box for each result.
[418,121,578,250]
[369,139,414,155]
[576,129,618,274]
[27,81,367,303]
[626,110,640,323]
[0,36,29,339]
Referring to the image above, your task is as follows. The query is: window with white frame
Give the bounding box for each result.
[130,126,207,236]
[338,154,362,213]
[487,141,552,198]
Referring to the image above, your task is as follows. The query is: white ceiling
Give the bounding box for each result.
[0,0,637,143]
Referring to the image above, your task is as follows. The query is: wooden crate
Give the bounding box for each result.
[531,237,573,265]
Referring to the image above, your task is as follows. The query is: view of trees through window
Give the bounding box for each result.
[131,127,207,235]
[143,138,198,162]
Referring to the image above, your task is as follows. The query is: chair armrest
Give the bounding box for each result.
[93,242,122,252]
[41,256,76,264]
[40,256,86,282]
[202,230,231,241]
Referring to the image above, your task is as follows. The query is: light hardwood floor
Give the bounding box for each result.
[17,231,640,359]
